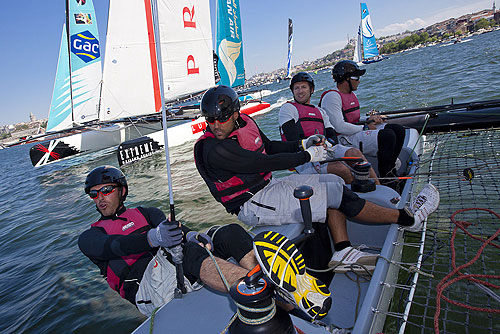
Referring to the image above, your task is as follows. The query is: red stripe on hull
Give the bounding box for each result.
[241,102,271,116]
[144,0,162,112]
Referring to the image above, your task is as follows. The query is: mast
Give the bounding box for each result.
[151,0,186,297]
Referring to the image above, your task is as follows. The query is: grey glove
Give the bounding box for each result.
[300,134,326,151]
[147,220,183,248]
[325,141,336,159]
[305,145,327,162]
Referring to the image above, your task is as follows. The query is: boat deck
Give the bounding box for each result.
[384,128,500,333]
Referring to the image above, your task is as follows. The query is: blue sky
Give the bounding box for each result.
[0,0,492,125]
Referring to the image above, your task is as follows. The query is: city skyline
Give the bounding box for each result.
[0,0,492,126]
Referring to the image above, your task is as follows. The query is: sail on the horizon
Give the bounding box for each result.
[286,18,293,78]
[216,0,245,87]
[47,0,102,131]
[353,24,362,64]
[360,3,379,59]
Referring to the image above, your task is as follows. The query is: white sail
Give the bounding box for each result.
[100,0,214,121]
[158,0,215,101]
[353,24,362,64]
[100,0,160,121]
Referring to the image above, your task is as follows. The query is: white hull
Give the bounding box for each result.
[29,122,162,167]
[117,101,272,165]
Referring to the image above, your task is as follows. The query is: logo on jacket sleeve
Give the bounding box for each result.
[71,30,100,63]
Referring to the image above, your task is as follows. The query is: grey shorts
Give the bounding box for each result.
[237,174,344,226]
[294,144,351,174]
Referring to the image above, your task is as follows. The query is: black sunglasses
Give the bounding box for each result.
[206,113,233,124]
[89,185,118,199]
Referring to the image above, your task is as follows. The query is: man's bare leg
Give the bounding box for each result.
[325,208,349,243]
[239,250,258,270]
[352,200,400,223]
[327,162,354,183]
[199,256,249,292]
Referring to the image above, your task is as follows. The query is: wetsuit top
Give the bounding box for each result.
[194,114,309,214]
[78,206,164,304]
[319,89,364,135]
[279,101,339,144]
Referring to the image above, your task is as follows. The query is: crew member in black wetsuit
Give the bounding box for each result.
[319,60,407,180]
[278,71,379,184]
[77,165,334,320]
[194,86,439,273]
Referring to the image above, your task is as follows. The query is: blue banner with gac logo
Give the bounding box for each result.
[68,0,100,69]
[216,0,245,88]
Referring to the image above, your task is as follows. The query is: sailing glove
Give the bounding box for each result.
[147,220,183,248]
[300,134,326,151]
[306,145,327,163]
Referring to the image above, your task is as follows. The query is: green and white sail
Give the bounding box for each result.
[215,0,245,87]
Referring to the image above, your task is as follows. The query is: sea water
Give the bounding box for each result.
[0,30,499,333]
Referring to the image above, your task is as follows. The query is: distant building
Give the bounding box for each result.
[29,112,36,122]
[0,126,10,135]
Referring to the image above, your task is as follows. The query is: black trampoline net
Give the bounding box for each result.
[385,128,500,334]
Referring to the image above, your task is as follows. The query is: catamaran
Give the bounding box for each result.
[115,0,272,166]
[29,0,167,167]
[353,3,388,65]
[29,0,270,168]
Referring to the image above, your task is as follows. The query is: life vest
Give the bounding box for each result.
[319,89,360,124]
[91,208,152,299]
[281,102,325,141]
[194,114,272,214]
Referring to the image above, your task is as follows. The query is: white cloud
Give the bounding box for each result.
[375,0,491,37]
[376,18,427,37]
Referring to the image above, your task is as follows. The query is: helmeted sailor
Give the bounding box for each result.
[78,165,333,320]
[194,85,439,278]
[278,71,379,184]
[319,60,406,179]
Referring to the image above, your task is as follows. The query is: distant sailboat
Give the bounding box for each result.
[30,0,168,167]
[355,3,388,64]
[353,24,362,65]
[286,18,293,78]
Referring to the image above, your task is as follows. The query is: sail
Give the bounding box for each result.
[360,3,379,59]
[101,0,214,121]
[353,24,362,64]
[46,26,72,132]
[100,0,161,121]
[160,0,215,100]
[286,18,293,78]
[67,0,102,124]
[215,0,245,87]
